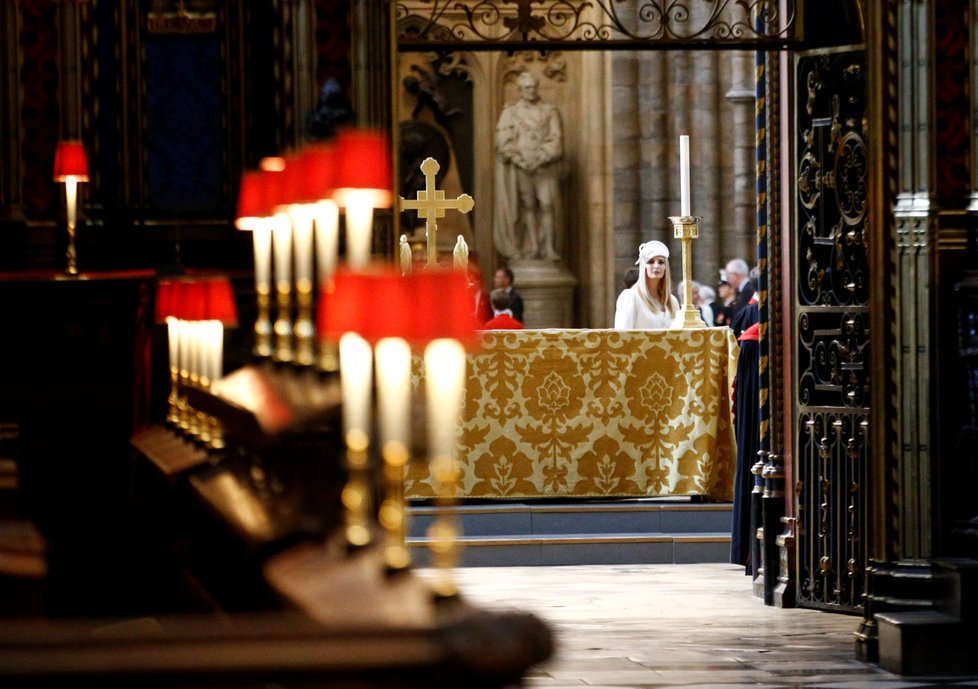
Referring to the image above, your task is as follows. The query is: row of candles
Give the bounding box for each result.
[157,126,477,593]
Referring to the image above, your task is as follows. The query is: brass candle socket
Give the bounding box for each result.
[293,278,315,366]
[669,215,707,329]
[427,452,461,599]
[342,430,373,550]
[379,441,411,573]
[273,280,293,363]
[254,284,273,358]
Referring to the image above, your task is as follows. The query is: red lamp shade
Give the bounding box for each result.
[262,167,288,217]
[171,280,207,322]
[332,128,392,208]
[297,143,336,204]
[155,280,177,324]
[202,277,239,326]
[318,268,380,342]
[317,267,476,346]
[53,141,89,182]
[413,269,480,345]
[235,170,266,230]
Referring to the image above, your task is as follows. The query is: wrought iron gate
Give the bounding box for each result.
[793,49,869,612]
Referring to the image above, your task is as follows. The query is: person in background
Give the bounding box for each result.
[493,267,524,323]
[467,261,492,324]
[482,289,524,330]
[713,276,734,327]
[724,257,755,322]
[614,240,680,329]
[694,282,715,327]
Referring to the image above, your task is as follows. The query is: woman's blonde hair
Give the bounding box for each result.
[636,254,675,318]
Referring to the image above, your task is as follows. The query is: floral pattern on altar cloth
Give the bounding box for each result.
[406,328,739,500]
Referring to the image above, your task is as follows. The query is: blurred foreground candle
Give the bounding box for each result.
[270,166,295,362]
[332,129,392,270]
[236,170,274,357]
[375,335,412,572]
[53,140,89,276]
[414,268,479,598]
[338,331,374,548]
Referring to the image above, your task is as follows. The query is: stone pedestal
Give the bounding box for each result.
[509,259,577,328]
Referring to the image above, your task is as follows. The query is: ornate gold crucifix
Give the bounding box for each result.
[399,157,475,266]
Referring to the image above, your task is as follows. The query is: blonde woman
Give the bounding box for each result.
[614,240,680,329]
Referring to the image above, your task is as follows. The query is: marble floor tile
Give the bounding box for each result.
[417,563,978,688]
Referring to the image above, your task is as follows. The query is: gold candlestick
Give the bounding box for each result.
[294,278,315,366]
[669,215,707,329]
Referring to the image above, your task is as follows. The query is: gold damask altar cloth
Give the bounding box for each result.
[406,328,739,501]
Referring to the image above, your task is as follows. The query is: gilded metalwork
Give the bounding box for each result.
[395,0,801,50]
[798,410,867,609]
[794,50,868,613]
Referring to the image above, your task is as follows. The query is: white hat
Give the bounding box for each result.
[636,240,669,265]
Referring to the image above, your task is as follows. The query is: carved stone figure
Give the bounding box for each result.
[494,71,563,261]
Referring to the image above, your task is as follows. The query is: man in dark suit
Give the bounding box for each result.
[493,267,524,323]
[724,258,755,334]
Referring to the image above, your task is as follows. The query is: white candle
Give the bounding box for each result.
[271,212,293,290]
[343,190,374,270]
[252,221,273,290]
[314,199,339,284]
[680,134,691,217]
[424,339,466,462]
[289,205,315,286]
[375,337,412,451]
[166,317,180,373]
[209,321,224,382]
[339,332,373,442]
[65,177,78,230]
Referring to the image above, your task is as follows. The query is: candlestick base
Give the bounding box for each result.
[671,305,708,330]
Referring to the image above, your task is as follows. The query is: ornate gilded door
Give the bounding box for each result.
[793,49,869,612]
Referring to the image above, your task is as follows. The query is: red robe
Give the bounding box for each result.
[482,313,523,330]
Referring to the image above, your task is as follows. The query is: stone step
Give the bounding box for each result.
[408,500,733,538]
[406,500,733,567]
[876,610,978,675]
[408,532,730,567]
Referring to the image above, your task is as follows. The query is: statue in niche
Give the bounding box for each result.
[494,71,564,261]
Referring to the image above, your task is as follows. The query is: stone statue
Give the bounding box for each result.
[453,235,469,273]
[399,234,412,275]
[494,71,563,261]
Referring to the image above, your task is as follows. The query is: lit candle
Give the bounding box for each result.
[344,190,374,270]
[252,221,273,289]
[271,213,293,290]
[314,199,339,284]
[375,337,412,452]
[339,332,373,442]
[290,205,315,286]
[424,338,467,461]
[680,134,691,217]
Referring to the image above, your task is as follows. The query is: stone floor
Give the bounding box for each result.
[424,563,978,689]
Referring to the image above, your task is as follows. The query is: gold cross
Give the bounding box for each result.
[399,157,475,266]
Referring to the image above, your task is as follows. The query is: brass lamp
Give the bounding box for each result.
[53,140,89,276]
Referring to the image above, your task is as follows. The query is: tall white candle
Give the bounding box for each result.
[289,206,315,286]
[314,199,339,284]
[375,337,412,451]
[339,332,373,442]
[424,339,467,462]
[252,221,273,290]
[343,190,374,270]
[680,134,691,217]
[271,212,293,290]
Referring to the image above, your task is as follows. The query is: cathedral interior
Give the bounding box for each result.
[1,0,978,685]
